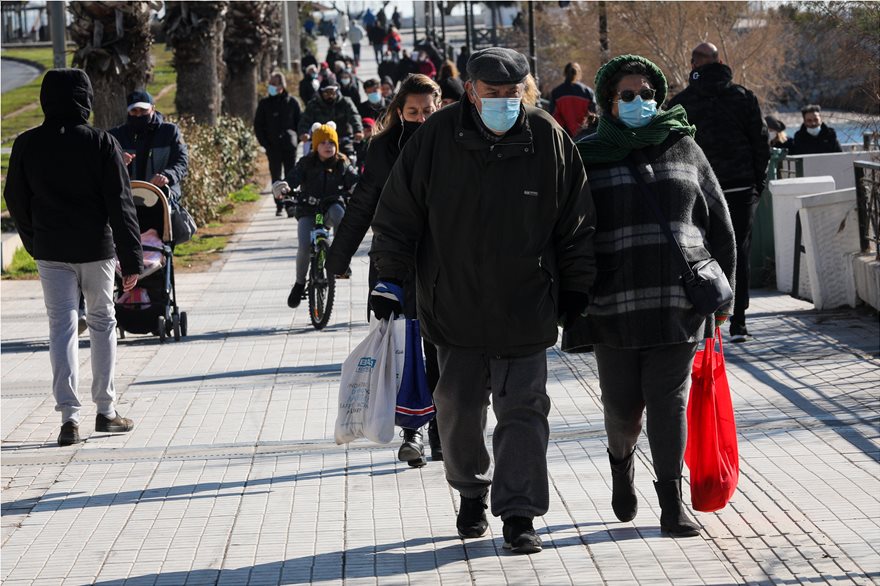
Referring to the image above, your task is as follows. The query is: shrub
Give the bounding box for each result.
[171,115,258,225]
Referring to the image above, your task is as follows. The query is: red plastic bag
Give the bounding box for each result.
[684,326,739,512]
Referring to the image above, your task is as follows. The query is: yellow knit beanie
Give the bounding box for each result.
[311,121,339,152]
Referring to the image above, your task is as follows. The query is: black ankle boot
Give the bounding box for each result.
[609,449,637,522]
[653,478,700,537]
[427,419,442,461]
[397,428,424,462]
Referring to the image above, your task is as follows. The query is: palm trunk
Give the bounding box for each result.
[224,62,258,120]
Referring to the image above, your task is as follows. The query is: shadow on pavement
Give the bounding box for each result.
[130,363,343,386]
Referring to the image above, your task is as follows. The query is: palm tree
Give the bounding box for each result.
[68,1,157,129]
[223,1,278,120]
[165,1,229,125]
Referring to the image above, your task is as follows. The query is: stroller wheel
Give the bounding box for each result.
[180,312,188,337]
[157,316,167,343]
[172,313,181,342]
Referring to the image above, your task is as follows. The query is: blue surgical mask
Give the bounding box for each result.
[367,91,382,104]
[268,85,279,97]
[617,96,657,128]
[475,94,521,133]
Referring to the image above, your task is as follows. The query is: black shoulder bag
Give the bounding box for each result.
[626,159,733,316]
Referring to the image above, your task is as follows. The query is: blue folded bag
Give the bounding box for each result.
[395,320,436,428]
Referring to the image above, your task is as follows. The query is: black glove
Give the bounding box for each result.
[558,291,589,329]
[370,279,404,320]
[324,244,346,276]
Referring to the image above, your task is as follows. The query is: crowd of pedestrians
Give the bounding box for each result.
[6,5,856,558]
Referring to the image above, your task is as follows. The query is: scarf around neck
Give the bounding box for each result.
[576,105,696,165]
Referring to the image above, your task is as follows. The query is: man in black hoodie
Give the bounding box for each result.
[4,69,143,447]
[669,43,770,343]
[254,71,302,216]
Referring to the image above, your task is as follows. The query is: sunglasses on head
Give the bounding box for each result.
[616,88,657,103]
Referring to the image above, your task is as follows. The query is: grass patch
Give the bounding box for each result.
[3,245,37,276]
[229,183,261,203]
[174,234,227,258]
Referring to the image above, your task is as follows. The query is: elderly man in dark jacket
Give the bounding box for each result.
[255,71,302,216]
[4,69,143,447]
[108,89,189,205]
[668,42,770,343]
[369,47,596,554]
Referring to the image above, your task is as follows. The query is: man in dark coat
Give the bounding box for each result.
[358,78,389,120]
[4,69,143,447]
[299,64,320,105]
[254,71,302,216]
[298,76,364,144]
[789,104,843,155]
[108,89,189,205]
[668,42,770,342]
[369,47,596,554]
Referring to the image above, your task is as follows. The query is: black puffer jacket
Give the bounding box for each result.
[284,152,358,204]
[253,91,301,152]
[789,124,843,155]
[3,69,143,275]
[298,93,363,137]
[370,99,597,356]
[668,62,770,192]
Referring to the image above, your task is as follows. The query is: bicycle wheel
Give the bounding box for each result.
[308,239,335,330]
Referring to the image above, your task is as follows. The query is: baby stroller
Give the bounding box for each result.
[115,180,187,343]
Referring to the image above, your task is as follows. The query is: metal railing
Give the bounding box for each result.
[854,160,880,260]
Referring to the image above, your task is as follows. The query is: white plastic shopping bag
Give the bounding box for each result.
[335,317,405,444]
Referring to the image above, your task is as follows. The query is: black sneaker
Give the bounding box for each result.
[729,323,750,343]
[456,493,488,538]
[502,516,543,554]
[287,283,305,308]
[58,421,81,446]
[95,413,134,433]
[275,208,283,217]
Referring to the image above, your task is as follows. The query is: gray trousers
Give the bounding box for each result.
[295,203,344,284]
[434,347,551,520]
[37,259,119,425]
[595,342,699,482]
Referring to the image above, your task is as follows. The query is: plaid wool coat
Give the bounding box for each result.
[581,133,736,349]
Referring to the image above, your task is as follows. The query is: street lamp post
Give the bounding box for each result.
[49,0,66,69]
[527,0,536,76]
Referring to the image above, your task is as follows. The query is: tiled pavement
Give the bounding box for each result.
[2,195,879,584]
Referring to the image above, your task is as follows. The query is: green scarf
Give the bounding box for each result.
[576,105,696,165]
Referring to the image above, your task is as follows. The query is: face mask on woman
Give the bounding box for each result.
[617,96,657,129]
[806,126,821,137]
[340,77,352,86]
[367,91,382,104]
[473,93,521,133]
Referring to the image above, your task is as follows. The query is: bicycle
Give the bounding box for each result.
[282,192,338,330]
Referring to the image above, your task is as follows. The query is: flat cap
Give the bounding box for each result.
[466,47,530,85]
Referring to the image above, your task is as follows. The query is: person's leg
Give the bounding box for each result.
[433,347,492,498]
[353,43,360,66]
[489,350,550,520]
[641,342,699,482]
[594,345,645,460]
[78,259,119,419]
[295,216,314,286]
[37,260,82,425]
[725,189,758,333]
[324,203,345,230]
[268,150,284,214]
[423,340,442,460]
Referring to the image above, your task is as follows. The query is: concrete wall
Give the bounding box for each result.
[798,188,860,309]
[850,254,880,311]
[785,151,876,190]
[770,176,836,294]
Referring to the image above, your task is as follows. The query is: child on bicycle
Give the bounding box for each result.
[273,121,357,308]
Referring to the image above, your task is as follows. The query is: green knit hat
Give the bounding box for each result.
[594,54,668,112]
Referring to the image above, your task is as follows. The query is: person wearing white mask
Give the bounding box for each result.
[368,47,596,554]
[790,104,843,155]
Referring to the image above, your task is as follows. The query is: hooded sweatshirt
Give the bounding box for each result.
[3,69,143,275]
[668,62,770,193]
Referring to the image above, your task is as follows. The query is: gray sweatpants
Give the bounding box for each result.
[595,342,699,482]
[434,346,551,520]
[295,203,345,284]
[37,259,119,425]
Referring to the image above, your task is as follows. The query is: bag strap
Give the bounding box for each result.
[624,157,696,282]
